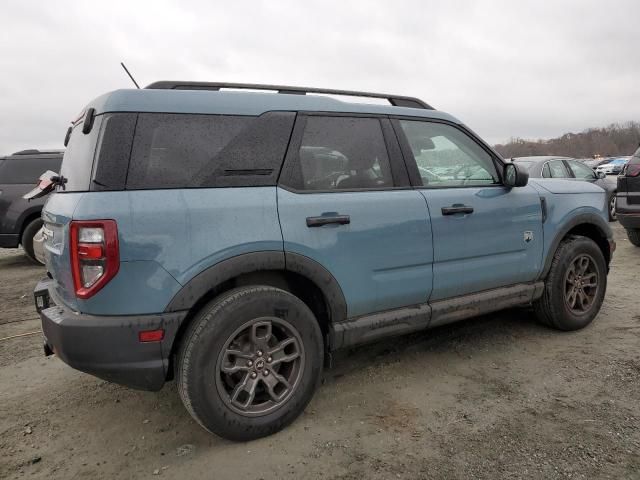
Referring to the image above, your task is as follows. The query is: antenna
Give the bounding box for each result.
[120,62,140,89]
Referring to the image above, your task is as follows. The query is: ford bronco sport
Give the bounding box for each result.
[34,82,614,441]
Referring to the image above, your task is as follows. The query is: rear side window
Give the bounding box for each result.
[546,160,570,178]
[284,116,393,191]
[126,112,294,189]
[0,156,62,184]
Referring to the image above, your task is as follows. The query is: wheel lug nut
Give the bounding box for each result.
[263,369,269,376]
[257,350,263,357]
[251,372,257,379]
[247,360,253,367]
[267,356,272,363]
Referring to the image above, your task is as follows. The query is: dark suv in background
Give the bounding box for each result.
[617,146,640,246]
[0,149,63,263]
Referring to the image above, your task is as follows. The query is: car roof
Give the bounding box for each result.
[86,88,461,123]
[1,149,64,161]
[512,156,573,163]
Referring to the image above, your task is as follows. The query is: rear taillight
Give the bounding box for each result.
[625,164,640,177]
[69,220,119,299]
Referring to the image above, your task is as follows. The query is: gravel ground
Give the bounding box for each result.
[1,223,639,480]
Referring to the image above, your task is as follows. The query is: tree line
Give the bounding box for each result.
[494,121,640,159]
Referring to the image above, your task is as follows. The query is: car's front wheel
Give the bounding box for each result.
[533,236,607,331]
[177,286,323,441]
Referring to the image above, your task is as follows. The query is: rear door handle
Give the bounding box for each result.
[441,204,474,215]
[306,215,351,227]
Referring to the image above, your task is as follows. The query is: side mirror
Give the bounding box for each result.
[504,163,529,188]
[596,171,606,179]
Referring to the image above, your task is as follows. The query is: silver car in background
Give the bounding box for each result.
[512,156,618,221]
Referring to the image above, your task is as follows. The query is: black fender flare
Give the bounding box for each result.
[538,212,613,280]
[164,250,347,324]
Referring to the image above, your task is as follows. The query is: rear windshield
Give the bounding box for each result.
[0,156,62,184]
[59,117,102,191]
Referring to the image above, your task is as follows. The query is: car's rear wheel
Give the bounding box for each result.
[608,193,617,221]
[177,286,323,441]
[534,236,607,331]
[21,218,44,265]
[627,229,640,247]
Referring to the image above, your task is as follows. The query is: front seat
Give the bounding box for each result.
[335,146,388,189]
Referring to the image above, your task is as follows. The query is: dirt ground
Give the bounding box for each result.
[1,222,639,480]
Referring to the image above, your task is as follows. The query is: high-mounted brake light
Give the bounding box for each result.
[70,220,119,299]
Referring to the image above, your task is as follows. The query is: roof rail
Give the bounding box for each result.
[12,149,64,156]
[145,81,434,110]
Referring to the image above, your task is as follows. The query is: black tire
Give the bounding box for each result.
[177,286,323,441]
[21,218,43,265]
[628,229,640,247]
[533,236,607,331]
[608,193,617,222]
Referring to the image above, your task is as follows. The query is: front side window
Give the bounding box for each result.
[568,160,596,179]
[398,120,499,187]
[295,116,393,191]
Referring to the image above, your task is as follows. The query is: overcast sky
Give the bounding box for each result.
[1,0,638,154]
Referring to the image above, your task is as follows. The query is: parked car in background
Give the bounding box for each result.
[582,158,610,169]
[616,147,640,246]
[595,157,630,175]
[512,156,618,221]
[0,149,63,263]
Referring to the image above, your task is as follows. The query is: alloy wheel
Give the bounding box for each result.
[564,254,599,314]
[215,317,305,417]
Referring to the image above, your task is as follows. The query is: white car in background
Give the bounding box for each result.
[595,157,630,175]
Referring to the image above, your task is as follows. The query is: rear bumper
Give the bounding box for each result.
[34,279,187,391]
[0,233,19,248]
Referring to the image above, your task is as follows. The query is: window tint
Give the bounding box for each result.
[60,116,103,191]
[547,160,570,178]
[398,120,499,187]
[568,160,596,179]
[127,114,253,189]
[295,116,393,190]
[0,156,62,184]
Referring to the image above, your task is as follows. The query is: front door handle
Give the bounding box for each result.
[306,215,351,227]
[441,204,474,216]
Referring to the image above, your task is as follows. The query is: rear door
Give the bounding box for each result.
[393,119,543,301]
[277,114,433,318]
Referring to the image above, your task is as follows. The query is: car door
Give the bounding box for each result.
[392,119,544,301]
[277,114,433,318]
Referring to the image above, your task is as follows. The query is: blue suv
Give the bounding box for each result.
[34,82,614,441]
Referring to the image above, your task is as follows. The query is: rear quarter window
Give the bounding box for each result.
[126,112,294,189]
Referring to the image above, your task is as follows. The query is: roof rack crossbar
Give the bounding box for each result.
[145,81,433,110]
